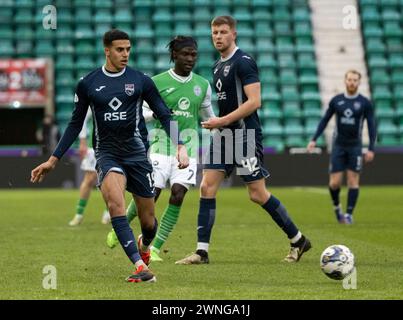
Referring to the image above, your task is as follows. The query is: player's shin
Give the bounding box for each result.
[141,217,158,251]
[153,204,181,250]
[197,198,216,252]
[111,216,142,265]
[347,188,359,215]
[261,195,300,240]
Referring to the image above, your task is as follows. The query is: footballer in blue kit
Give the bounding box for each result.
[176,16,311,265]
[307,70,377,224]
[31,29,189,283]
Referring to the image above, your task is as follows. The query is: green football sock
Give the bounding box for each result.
[153,204,181,251]
[126,199,138,223]
[76,199,88,215]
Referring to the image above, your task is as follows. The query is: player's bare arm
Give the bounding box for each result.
[201,82,261,129]
[30,156,59,183]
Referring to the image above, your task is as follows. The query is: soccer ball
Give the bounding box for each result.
[320,245,355,280]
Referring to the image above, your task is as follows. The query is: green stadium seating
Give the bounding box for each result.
[263,119,283,136]
[14,9,34,24]
[2,0,320,152]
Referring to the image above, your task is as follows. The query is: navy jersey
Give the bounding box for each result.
[312,93,377,150]
[53,66,178,160]
[212,48,261,130]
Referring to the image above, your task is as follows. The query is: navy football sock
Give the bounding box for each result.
[141,217,158,247]
[262,195,299,239]
[197,198,216,243]
[329,187,341,206]
[111,216,141,264]
[347,188,359,215]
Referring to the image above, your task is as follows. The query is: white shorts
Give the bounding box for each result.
[80,148,97,172]
[150,153,197,190]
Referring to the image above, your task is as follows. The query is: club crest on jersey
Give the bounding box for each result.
[354,102,361,110]
[178,97,190,110]
[224,65,231,77]
[193,85,201,96]
[125,84,135,96]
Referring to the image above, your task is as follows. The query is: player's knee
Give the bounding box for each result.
[329,181,341,190]
[107,200,125,215]
[169,191,186,206]
[249,190,265,205]
[169,184,187,206]
[200,180,217,198]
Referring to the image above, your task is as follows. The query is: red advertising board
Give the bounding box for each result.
[0,59,52,107]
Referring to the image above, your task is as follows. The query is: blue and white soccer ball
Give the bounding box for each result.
[320,245,355,280]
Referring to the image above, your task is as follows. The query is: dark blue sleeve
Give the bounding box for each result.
[237,56,260,86]
[312,98,335,141]
[142,75,182,145]
[52,79,89,159]
[365,99,377,151]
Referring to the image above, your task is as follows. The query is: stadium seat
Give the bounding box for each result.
[16,40,33,57]
[304,119,319,136]
[233,7,252,23]
[254,21,274,37]
[283,101,302,119]
[377,119,399,135]
[284,119,304,135]
[57,8,73,24]
[93,0,113,9]
[56,71,75,87]
[366,37,386,54]
[34,40,54,57]
[56,54,74,71]
[75,41,95,55]
[253,8,271,22]
[174,22,193,35]
[56,39,74,54]
[0,39,14,57]
[285,135,306,147]
[264,136,285,152]
[75,24,94,39]
[377,134,400,146]
[153,22,172,38]
[135,22,154,38]
[14,9,34,24]
[263,119,283,136]
[14,25,34,40]
[94,9,113,24]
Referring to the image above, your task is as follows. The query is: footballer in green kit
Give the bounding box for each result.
[107,36,215,262]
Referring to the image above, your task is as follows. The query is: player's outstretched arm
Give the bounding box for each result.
[30,156,59,183]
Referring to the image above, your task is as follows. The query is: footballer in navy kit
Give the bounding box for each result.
[307,70,377,224]
[31,29,189,283]
[176,16,311,266]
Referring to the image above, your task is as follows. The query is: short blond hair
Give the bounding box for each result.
[345,69,361,79]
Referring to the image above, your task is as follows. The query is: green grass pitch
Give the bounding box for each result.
[1,186,402,299]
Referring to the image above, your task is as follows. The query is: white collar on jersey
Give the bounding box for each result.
[102,65,126,77]
[220,46,239,62]
[344,92,360,99]
[168,68,193,83]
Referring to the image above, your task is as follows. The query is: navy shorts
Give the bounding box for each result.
[96,156,155,198]
[330,145,363,173]
[203,128,270,183]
